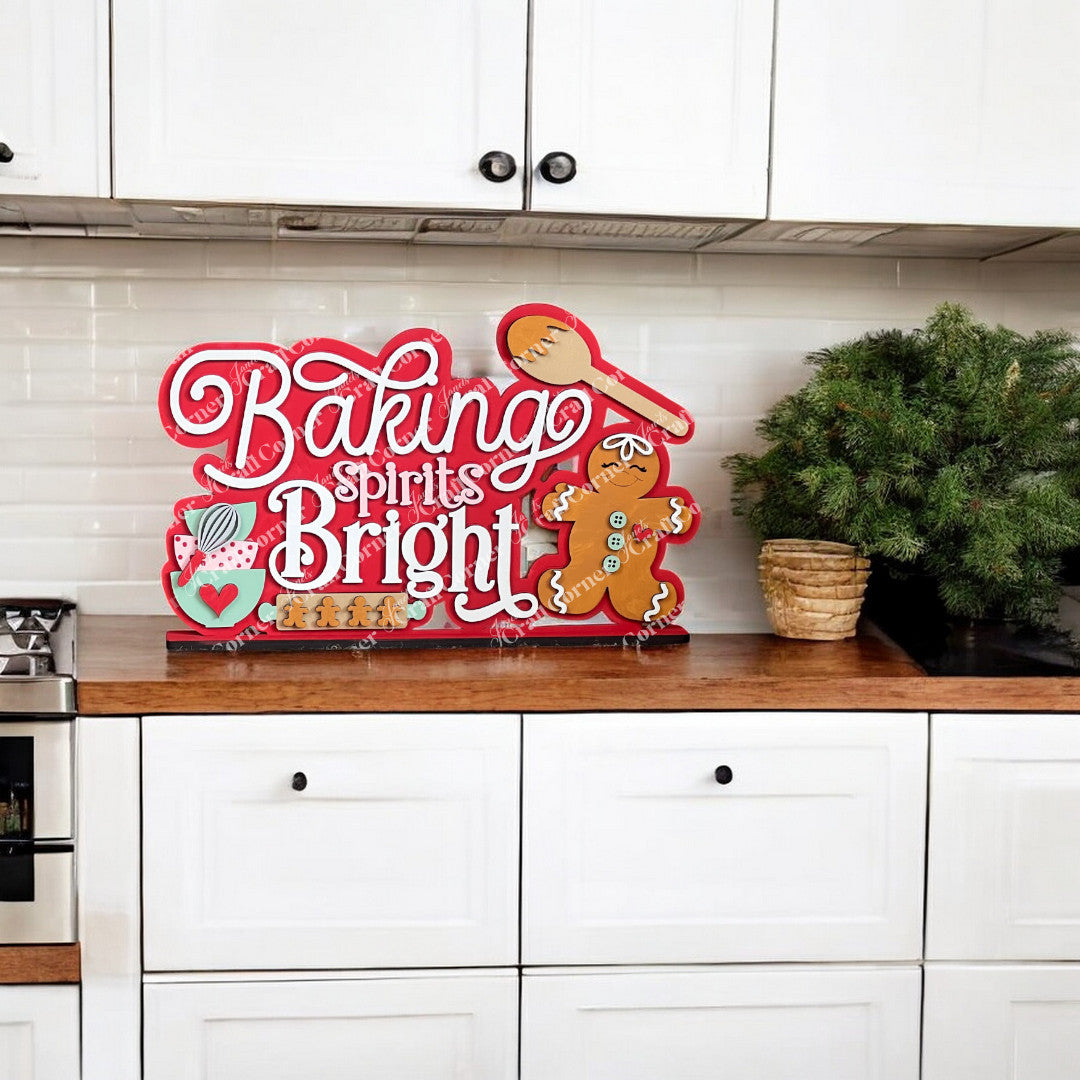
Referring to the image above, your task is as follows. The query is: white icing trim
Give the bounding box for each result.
[551,485,576,521]
[668,497,685,532]
[600,433,655,461]
[548,569,568,614]
[643,582,670,623]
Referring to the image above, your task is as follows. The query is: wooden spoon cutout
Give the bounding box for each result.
[505,315,690,437]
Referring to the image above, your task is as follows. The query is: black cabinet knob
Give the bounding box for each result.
[0,144,13,164]
[291,771,307,792]
[538,151,577,184]
[478,151,517,183]
[714,765,733,785]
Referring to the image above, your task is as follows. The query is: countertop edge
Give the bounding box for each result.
[73,616,1080,715]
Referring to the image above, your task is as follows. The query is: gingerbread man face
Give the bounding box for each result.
[586,433,661,492]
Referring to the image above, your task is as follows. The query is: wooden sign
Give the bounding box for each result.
[160,304,698,650]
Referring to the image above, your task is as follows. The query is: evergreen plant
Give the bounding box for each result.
[724,303,1080,627]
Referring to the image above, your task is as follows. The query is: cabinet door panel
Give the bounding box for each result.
[0,0,109,196]
[924,965,1080,1080]
[927,713,1080,959]
[530,0,772,217]
[113,0,526,209]
[145,973,518,1080]
[143,714,519,970]
[523,711,927,964]
[772,0,1080,226]
[523,967,921,1080]
[0,986,79,1080]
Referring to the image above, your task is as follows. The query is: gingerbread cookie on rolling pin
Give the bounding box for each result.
[535,432,694,624]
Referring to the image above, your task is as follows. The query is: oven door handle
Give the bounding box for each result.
[0,842,73,857]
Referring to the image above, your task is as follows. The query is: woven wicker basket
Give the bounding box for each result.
[758,539,870,640]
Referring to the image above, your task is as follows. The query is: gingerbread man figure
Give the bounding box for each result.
[536,432,692,623]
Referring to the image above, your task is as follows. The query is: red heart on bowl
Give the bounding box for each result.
[199,582,239,617]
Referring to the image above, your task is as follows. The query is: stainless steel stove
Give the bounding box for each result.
[0,599,76,944]
[0,599,75,715]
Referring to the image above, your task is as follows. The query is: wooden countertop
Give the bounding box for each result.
[75,615,1080,714]
[0,945,80,985]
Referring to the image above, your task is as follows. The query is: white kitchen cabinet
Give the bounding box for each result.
[923,964,1080,1080]
[927,713,1080,960]
[144,971,518,1080]
[142,713,519,971]
[529,0,773,218]
[523,711,927,964]
[522,966,922,1080]
[771,0,1080,227]
[0,0,109,197]
[0,985,80,1080]
[112,0,527,209]
[113,0,772,219]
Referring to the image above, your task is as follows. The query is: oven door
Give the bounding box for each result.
[0,843,75,943]
[0,719,73,841]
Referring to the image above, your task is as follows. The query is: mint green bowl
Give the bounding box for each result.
[170,568,266,629]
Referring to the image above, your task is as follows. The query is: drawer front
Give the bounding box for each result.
[927,713,1080,959]
[523,711,927,963]
[0,985,80,1080]
[144,972,518,1080]
[0,847,75,944]
[522,966,922,1080]
[923,964,1080,1080]
[143,714,519,971]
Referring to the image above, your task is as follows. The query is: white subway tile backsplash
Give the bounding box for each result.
[696,254,900,289]
[93,309,277,343]
[0,280,93,307]
[560,249,694,284]
[0,538,130,580]
[0,238,207,278]
[541,282,725,316]
[90,281,133,308]
[894,258,983,292]
[344,281,527,315]
[0,309,93,340]
[27,369,138,404]
[19,466,190,506]
[0,235,1077,632]
[128,279,348,315]
[276,240,409,281]
[204,241,275,279]
[0,507,155,539]
[407,244,557,283]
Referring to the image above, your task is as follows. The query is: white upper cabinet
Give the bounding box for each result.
[771,0,1080,227]
[112,0,527,209]
[0,0,109,197]
[523,711,927,965]
[142,714,520,971]
[529,0,773,218]
[112,0,772,218]
[927,714,1080,960]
